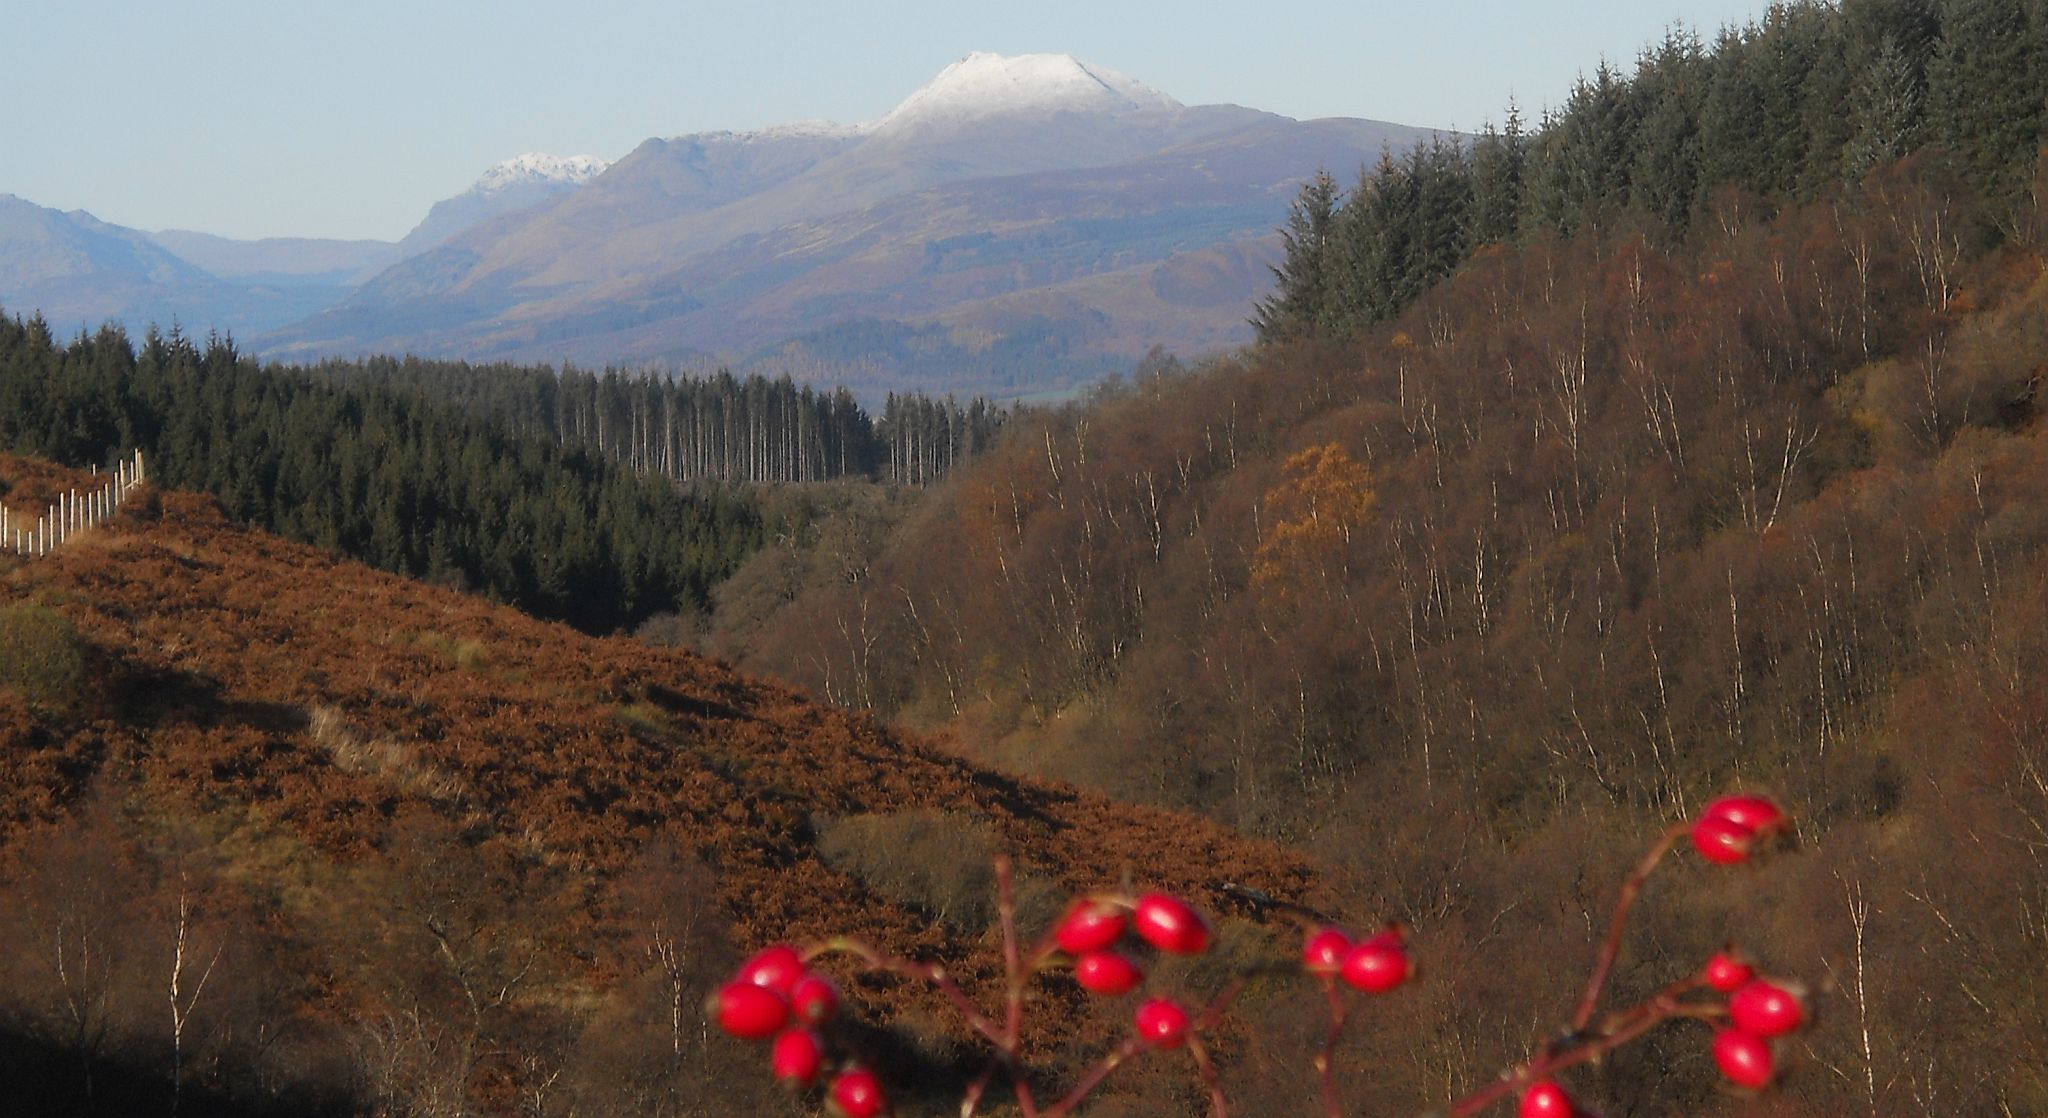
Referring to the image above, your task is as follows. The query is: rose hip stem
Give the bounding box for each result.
[1572,821,1690,1031]
[1444,989,1724,1117]
[806,938,1007,1047]
[1317,977,1349,1118]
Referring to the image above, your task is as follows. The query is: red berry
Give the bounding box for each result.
[830,1065,888,1117]
[1713,1028,1776,1089]
[1302,927,1353,977]
[1690,814,1756,864]
[1133,893,1212,955]
[1074,950,1145,995]
[771,1028,825,1088]
[737,944,808,995]
[1704,794,1787,836]
[1134,997,1190,1049]
[1728,979,1806,1038]
[1519,1080,1575,1118]
[710,980,789,1040]
[1704,952,1754,994]
[1340,935,1411,994]
[790,974,840,1025]
[1055,899,1129,954]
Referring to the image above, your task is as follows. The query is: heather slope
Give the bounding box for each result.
[0,464,1317,1116]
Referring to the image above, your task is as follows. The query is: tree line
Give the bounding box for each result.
[1257,0,2048,339]
[0,318,763,633]
[299,356,1007,487]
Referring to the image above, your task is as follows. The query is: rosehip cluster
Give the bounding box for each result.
[1054,892,1215,1046]
[1689,793,1789,865]
[1705,957,1809,1091]
[708,944,887,1116]
[1686,794,1810,1092]
[1300,922,1413,995]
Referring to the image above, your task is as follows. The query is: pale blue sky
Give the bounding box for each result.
[3,1,1764,242]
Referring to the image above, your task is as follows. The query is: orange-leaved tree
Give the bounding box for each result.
[1251,442,1377,603]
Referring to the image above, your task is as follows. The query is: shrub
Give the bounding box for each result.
[0,603,88,711]
[816,810,1013,931]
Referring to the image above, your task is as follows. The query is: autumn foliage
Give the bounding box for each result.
[711,151,2048,1113]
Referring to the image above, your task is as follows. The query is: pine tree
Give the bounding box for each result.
[1843,34,1927,175]
[1630,28,1708,228]
[1926,0,2047,206]
[1470,105,1528,244]
[1253,169,1341,342]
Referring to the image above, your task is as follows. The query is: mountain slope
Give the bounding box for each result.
[394,152,612,257]
[144,230,401,287]
[0,194,293,334]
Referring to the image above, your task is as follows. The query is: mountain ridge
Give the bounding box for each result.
[264,59,1431,394]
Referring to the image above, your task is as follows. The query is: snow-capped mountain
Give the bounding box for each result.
[395,153,612,257]
[4,51,1442,398]
[871,52,1182,133]
[269,52,1438,396]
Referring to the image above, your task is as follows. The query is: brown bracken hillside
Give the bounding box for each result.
[0,460,1317,1117]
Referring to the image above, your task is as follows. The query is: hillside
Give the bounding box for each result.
[706,147,2048,1113]
[0,463,1318,1116]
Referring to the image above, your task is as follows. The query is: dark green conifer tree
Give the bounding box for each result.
[1926,0,2047,207]
[1469,105,1528,244]
[1253,169,1342,341]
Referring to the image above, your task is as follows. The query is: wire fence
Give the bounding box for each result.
[1,451,147,558]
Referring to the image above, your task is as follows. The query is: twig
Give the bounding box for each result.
[809,938,1007,1046]
[1572,822,1689,1030]
[1188,1035,1230,1118]
[1445,987,1724,1117]
[1316,977,1348,1118]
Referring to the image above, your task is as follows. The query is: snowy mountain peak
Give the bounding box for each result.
[874,52,1181,133]
[474,153,611,194]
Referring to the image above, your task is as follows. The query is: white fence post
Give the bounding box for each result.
[6,450,148,560]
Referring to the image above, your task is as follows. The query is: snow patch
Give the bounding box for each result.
[872,52,1181,133]
[665,121,863,144]
[474,153,611,193]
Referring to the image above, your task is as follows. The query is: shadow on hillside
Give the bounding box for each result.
[104,660,306,739]
[0,1024,361,1118]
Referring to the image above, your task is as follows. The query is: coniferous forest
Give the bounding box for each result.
[1255,0,2045,339]
[3,1,2048,1116]
[0,325,1005,632]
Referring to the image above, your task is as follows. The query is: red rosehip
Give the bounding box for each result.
[1073,950,1145,995]
[790,974,840,1025]
[1055,898,1129,955]
[830,1065,888,1117]
[1340,934,1412,994]
[1518,1079,1575,1118]
[1133,893,1212,955]
[1302,927,1353,977]
[710,980,789,1040]
[1690,814,1756,864]
[1704,952,1754,994]
[1728,979,1807,1038]
[1704,794,1787,836]
[1713,1028,1776,1090]
[1134,997,1190,1049]
[771,1028,825,1088]
[737,944,808,995]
